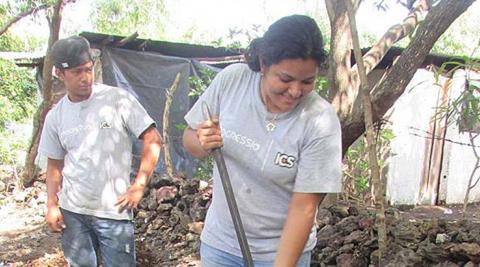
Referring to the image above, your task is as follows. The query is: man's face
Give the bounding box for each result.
[56,61,94,102]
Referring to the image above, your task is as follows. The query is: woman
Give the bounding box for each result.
[183,15,342,267]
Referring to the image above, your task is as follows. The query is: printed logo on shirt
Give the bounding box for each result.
[274,152,296,168]
[100,121,111,129]
[221,127,260,151]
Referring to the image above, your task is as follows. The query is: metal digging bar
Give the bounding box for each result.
[202,102,254,267]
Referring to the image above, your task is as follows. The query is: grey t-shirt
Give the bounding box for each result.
[184,63,342,261]
[39,83,155,220]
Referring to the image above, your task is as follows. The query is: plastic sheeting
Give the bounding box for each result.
[100,47,213,177]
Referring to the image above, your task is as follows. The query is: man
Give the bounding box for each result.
[39,36,162,266]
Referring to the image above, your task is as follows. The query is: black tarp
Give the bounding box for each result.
[100,47,217,177]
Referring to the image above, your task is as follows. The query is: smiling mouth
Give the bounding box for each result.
[282,95,298,104]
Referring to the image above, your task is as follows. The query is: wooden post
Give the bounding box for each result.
[162,73,181,177]
[344,0,387,261]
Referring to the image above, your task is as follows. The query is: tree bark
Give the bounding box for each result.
[345,0,387,259]
[326,0,354,119]
[356,0,430,77]
[337,0,476,155]
[0,4,50,36]
[23,0,65,187]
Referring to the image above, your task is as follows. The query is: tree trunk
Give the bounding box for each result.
[335,0,476,155]
[326,0,355,120]
[345,0,387,259]
[23,0,65,187]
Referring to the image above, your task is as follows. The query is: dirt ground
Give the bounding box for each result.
[0,193,66,266]
[2,183,480,267]
[395,202,480,222]
[0,180,201,267]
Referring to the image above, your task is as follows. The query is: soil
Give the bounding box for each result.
[0,178,201,267]
[398,203,480,222]
[2,180,480,266]
[0,188,66,266]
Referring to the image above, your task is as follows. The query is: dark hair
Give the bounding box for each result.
[245,15,327,71]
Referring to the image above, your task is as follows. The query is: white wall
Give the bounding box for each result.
[386,69,444,205]
[441,70,480,204]
[385,68,480,205]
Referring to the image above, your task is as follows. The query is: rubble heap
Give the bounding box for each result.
[313,204,480,267]
[134,177,480,267]
[134,175,211,266]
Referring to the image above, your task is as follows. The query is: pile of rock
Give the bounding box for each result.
[313,203,480,267]
[133,176,480,266]
[134,175,211,266]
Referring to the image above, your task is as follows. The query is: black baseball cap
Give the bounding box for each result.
[51,36,93,70]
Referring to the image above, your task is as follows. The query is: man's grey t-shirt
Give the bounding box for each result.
[184,63,342,261]
[39,83,155,220]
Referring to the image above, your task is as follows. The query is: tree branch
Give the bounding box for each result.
[163,73,181,178]
[353,0,430,78]
[371,0,476,117]
[345,0,387,258]
[342,0,476,153]
[115,31,139,47]
[0,4,50,36]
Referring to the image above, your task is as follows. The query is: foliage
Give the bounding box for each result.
[315,76,330,98]
[194,156,214,181]
[0,128,29,165]
[91,0,168,39]
[431,5,480,57]
[209,24,263,50]
[457,77,480,132]
[188,67,217,99]
[343,127,396,204]
[0,0,53,20]
[0,34,24,51]
[433,50,480,131]
[0,0,50,52]
[0,32,44,52]
[0,59,37,128]
[0,59,37,165]
[184,67,219,179]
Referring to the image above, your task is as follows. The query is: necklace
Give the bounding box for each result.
[266,114,279,132]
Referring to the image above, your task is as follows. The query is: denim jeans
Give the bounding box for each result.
[60,208,135,267]
[200,242,311,267]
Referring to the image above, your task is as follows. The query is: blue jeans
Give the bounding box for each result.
[60,208,135,267]
[200,242,311,267]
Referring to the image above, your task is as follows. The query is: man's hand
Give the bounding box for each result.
[45,205,66,232]
[115,182,146,213]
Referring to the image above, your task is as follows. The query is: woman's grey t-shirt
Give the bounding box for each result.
[39,84,155,220]
[184,63,342,261]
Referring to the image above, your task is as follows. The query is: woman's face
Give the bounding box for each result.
[260,58,317,113]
